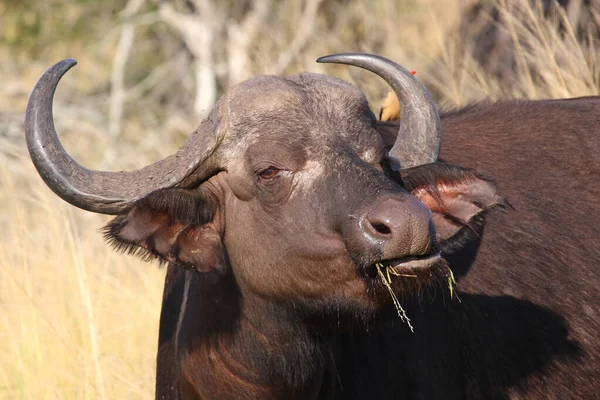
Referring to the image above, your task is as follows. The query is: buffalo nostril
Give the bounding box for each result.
[371,222,392,236]
[356,197,434,260]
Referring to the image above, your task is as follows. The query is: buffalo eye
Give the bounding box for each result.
[257,166,281,181]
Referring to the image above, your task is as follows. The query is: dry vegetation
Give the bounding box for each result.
[1,0,598,398]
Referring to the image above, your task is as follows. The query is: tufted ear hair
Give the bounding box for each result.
[103,188,225,273]
[399,163,509,248]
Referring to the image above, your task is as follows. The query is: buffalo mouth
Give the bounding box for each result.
[381,252,442,276]
[369,245,444,281]
[364,248,450,295]
[367,251,449,331]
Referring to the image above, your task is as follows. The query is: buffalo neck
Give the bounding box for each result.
[174,268,336,399]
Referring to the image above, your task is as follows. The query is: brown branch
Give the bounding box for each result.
[107,0,147,165]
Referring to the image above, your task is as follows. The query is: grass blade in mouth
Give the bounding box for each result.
[375,262,414,332]
[375,260,457,332]
[387,266,417,282]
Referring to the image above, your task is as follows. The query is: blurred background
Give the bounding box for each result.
[1,0,598,398]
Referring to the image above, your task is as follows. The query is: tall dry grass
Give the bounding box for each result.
[1,0,599,398]
[428,0,600,104]
[0,152,163,399]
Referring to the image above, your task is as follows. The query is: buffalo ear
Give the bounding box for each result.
[401,163,508,243]
[103,188,225,273]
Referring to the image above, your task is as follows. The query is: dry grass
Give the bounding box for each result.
[1,0,599,398]
[0,156,163,399]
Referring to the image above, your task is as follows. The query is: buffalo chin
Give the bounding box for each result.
[296,258,453,334]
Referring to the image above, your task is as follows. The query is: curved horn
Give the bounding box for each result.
[317,53,441,170]
[25,59,223,214]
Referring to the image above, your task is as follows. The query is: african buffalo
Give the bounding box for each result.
[25,53,598,399]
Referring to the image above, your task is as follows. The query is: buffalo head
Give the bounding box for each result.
[25,54,500,318]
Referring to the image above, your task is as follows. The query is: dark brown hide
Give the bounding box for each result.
[372,97,600,398]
